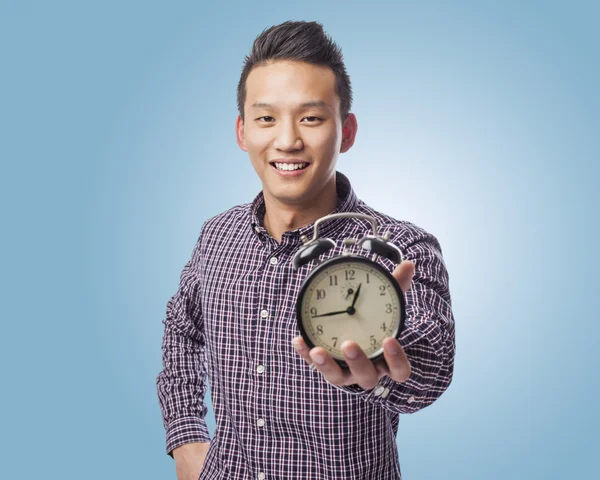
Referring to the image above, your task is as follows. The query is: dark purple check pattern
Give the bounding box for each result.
[156,172,456,479]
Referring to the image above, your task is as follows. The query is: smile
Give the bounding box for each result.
[271,162,308,171]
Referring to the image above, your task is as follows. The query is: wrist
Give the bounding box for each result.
[172,441,211,461]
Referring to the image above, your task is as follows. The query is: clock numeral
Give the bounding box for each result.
[370,335,377,347]
[381,322,387,332]
[345,269,355,281]
[379,285,386,296]
[316,325,323,336]
[316,289,326,300]
[331,337,338,347]
[329,275,338,286]
[385,303,392,314]
[366,273,370,284]
[310,307,317,317]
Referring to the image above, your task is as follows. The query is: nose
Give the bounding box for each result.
[273,119,303,151]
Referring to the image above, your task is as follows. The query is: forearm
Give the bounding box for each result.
[333,318,454,413]
[156,230,211,456]
[334,226,456,412]
[172,441,211,462]
[374,320,454,414]
[173,442,212,480]
[157,319,211,456]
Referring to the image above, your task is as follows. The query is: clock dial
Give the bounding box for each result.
[299,258,403,361]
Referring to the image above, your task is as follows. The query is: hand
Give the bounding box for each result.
[173,442,211,480]
[292,260,415,391]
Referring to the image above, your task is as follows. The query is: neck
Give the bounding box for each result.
[262,180,339,243]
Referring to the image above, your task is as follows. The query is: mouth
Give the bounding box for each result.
[269,161,310,172]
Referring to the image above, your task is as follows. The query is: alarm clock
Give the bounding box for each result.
[293,213,407,368]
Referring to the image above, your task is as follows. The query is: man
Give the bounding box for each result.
[156,20,455,480]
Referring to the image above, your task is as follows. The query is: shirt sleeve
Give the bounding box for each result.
[332,226,456,414]
[156,228,211,457]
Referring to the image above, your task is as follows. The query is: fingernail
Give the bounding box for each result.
[292,337,302,348]
[312,353,326,365]
[345,346,359,360]
[386,339,401,356]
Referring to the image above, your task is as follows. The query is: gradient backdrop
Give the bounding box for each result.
[1,1,598,478]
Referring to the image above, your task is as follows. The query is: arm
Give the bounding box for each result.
[333,228,456,414]
[173,442,211,480]
[156,228,211,458]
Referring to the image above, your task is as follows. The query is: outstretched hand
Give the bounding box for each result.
[292,260,415,391]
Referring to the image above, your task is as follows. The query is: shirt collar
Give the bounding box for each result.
[249,171,359,242]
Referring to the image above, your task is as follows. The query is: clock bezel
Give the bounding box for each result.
[295,254,407,368]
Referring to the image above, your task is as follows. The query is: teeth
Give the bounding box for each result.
[274,162,307,171]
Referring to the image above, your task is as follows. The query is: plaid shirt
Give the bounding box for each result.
[156,171,455,479]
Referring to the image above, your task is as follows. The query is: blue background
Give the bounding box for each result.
[1,1,598,478]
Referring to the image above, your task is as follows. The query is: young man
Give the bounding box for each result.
[157,21,455,480]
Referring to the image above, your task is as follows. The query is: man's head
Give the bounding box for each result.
[235,21,358,213]
[237,21,353,123]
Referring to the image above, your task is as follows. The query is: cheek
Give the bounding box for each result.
[312,134,340,159]
[312,125,340,151]
[244,128,272,152]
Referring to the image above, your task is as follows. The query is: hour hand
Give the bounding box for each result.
[351,283,362,309]
[312,309,349,318]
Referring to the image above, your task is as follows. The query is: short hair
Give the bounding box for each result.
[237,20,353,122]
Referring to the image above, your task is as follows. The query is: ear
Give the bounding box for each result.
[236,115,247,152]
[340,113,358,153]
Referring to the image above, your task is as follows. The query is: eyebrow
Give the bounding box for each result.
[250,101,328,109]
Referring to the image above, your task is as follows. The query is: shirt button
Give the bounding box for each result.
[258,473,266,480]
[269,257,278,265]
[254,226,261,233]
[381,388,390,398]
[260,310,269,319]
[256,365,265,374]
[373,386,385,397]
[257,418,265,427]
[407,395,416,404]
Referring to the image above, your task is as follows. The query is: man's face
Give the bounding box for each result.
[236,60,356,207]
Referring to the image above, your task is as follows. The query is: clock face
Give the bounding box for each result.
[297,256,405,364]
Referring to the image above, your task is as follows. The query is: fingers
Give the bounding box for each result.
[382,337,411,382]
[392,260,415,293]
[309,347,351,386]
[339,340,380,390]
[292,337,387,391]
[292,336,315,370]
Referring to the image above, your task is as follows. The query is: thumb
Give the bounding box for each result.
[392,260,415,293]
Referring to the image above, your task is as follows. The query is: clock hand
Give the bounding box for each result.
[312,309,349,318]
[351,283,362,309]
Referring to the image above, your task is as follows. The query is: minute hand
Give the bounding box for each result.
[312,309,349,318]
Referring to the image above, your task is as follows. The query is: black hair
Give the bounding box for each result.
[237,20,352,122]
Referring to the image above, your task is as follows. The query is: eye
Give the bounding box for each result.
[302,116,323,123]
[256,116,275,122]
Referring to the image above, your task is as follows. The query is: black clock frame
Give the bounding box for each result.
[295,254,407,369]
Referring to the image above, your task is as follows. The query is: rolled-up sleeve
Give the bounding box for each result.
[156,228,211,457]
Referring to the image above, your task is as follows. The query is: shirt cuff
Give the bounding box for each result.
[331,375,422,409]
[331,377,386,398]
[166,415,211,458]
